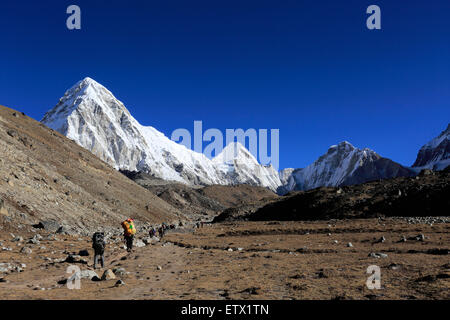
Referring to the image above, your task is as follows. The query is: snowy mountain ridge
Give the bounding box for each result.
[279,141,416,194]
[412,124,450,171]
[41,77,447,195]
[41,77,282,191]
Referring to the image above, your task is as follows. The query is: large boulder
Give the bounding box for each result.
[33,220,62,233]
[101,269,116,280]
[134,239,146,248]
[59,270,99,284]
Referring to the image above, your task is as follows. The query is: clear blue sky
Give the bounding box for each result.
[0,0,449,170]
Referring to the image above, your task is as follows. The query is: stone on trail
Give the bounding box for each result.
[12,236,23,242]
[115,280,125,287]
[113,267,126,276]
[33,220,61,233]
[368,252,388,259]
[135,239,146,248]
[78,249,89,256]
[65,254,87,264]
[375,236,386,243]
[59,270,99,284]
[28,235,41,244]
[20,247,32,255]
[101,269,116,280]
[0,263,13,273]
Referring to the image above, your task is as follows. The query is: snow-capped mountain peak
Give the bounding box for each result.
[41,78,282,191]
[279,141,413,193]
[213,142,257,164]
[413,124,450,170]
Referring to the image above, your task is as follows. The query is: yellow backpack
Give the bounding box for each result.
[122,220,136,236]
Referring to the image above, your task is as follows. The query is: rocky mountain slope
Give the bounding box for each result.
[0,105,183,235]
[121,170,278,221]
[278,141,415,194]
[413,124,450,171]
[41,78,281,191]
[215,167,450,222]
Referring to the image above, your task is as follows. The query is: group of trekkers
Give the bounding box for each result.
[91,218,175,269]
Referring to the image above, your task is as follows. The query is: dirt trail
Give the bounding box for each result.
[0,219,449,300]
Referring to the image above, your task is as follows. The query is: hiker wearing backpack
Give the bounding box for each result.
[92,232,106,269]
[121,218,136,252]
[158,225,165,239]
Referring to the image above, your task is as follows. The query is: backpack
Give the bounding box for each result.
[92,232,105,253]
[122,220,136,236]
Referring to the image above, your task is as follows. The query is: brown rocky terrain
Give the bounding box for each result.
[0,105,184,237]
[0,218,448,300]
[0,104,448,300]
[215,167,450,222]
[121,170,279,221]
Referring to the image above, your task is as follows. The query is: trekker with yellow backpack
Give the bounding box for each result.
[121,218,136,252]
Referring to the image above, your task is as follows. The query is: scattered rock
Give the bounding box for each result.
[12,236,23,242]
[316,270,329,278]
[58,270,99,285]
[240,287,260,295]
[134,239,146,248]
[101,269,116,280]
[64,254,87,264]
[33,220,61,233]
[142,237,153,245]
[113,267,126,276]
[20,247,32,255]
[374,236,386,244]
[28,235,41,244]
[388,263,401,270]
[0,263,13,273]
[347,242,353,247]
[368,252,388,258]
[418,169,434,177]
[115,280,125,287]
[78,249,89,257]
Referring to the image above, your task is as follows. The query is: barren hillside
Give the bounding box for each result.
[215,168,450,222]
[0,105,183,236]
[121,170,279,221]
